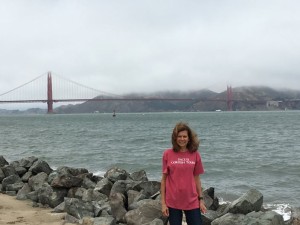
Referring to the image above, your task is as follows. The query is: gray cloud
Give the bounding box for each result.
[0,0,299,101]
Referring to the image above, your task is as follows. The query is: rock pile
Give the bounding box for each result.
[0,155,298,225]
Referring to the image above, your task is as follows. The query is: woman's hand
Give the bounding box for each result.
[162,203,169,217]
[200,200,207,214]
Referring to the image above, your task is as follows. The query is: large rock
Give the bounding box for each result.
[38,183,68,208]
[14,166,27,176]
[132,181,161,198]
[226,189,263,214]
[0,168,5,182]
[127,189,147,210]
[19,156,38,169]
[0,155,9,167]
[68,187,86,199]
[104,167,129,183]
[129,170,148,182]
[10,161,28,177]
[16,183,32,200]
[5,181,24,192]
[211,211,285,225]
[110,180,136,196]
[82,189,108,202]
[94,177,113,197]
[124,199,166,225]
[2,165,17,177]
[28,172,48,191]
[1,174,22,191]
[143,218,164,225]
[110,192,127,223]
[50,174,83,188]
[82,216,117,225]
[81,176,96,189]
[21,171,33,182]
[29,160,53,175]
[203,187,219,210]
[55,166,89,176]
[64,197,95,219]
[202,210,221,225]
[291,207,300,225]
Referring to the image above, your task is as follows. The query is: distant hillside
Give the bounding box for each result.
[53,86,300,113]
[0,108,47,115]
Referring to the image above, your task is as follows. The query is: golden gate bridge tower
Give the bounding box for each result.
[47,72,53,114]
[227,85,233,111]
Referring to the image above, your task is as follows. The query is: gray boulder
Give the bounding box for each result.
[203,187,219,210]
[15,166,27,176]
[143,218,164,225]
[64,197,95,219]
[55,166,89,176]
[5,181,24,192]
[81,176,96,189]
[82,189,108,202]
[38,183,68,208]
[110,180,136,196]
[26,190,39,202]
[290,207,300,225]
[104,167,129,183]
[132,181,161,198]
[124,199,166,225]
[110,192,127,223]
[95,177,113,197]
[0,168,5,182]
[129,170,148,182]
[2,165,17,177]
[226,189,263,214]
[2,174,22,191]
[127,189,147,210]
[21,171,33,182]
[67,187,86,199]
[28,172,48,191]
[82,216,117,225]
[50,174,83,188]
[211,211,285,225]
[19,156,38,169]
[0,155,9,167]
[16,183,32,200]
[202,210,221,225]
[29,160,53,175]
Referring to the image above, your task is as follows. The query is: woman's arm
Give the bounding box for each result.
[194,175,207,213]
[160,173,169,217]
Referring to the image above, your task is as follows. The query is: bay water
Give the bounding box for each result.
[1,111,299,219]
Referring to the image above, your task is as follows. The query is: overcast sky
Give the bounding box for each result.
[1,0,300,101]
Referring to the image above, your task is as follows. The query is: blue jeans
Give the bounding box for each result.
[168,207,202,225]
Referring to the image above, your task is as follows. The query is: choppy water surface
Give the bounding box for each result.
[1,111,299,218]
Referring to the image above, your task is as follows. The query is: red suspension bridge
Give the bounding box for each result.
[2,72,293,113]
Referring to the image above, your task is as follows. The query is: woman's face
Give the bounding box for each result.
[176,130,189,150]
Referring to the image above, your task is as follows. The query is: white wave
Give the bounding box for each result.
[264,203,291,221]
[93,170,106,177]
[219,199,291,221]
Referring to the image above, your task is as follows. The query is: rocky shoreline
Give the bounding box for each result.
[0,155,299,225]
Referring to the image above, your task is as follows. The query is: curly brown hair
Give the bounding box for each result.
[171,122,200,152]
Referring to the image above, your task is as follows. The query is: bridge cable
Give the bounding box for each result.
[0,73,47,97]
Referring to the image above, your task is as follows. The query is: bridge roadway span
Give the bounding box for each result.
[1,98,292,104]
[0,98,256,103]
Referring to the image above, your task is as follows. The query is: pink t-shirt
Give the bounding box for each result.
[162,148,204,210]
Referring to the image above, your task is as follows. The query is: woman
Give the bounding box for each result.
[161,122,206,225]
